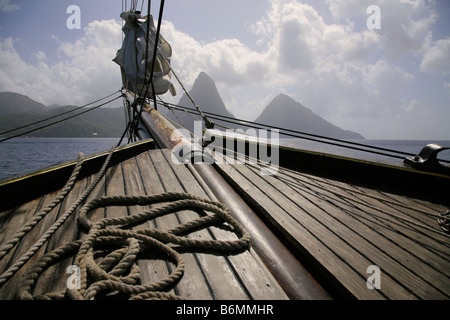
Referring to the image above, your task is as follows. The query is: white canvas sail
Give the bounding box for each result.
[114,10,176,97]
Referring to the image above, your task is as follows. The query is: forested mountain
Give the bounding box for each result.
[0,92,125,138]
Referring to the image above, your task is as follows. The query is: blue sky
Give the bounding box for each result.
[0,0,449,140]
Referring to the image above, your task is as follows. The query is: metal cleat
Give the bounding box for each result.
[403,144,450,174]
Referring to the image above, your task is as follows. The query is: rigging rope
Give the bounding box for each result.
[0,91,121,137]
[0,154,85,262]
[135,0,164,108]
[122,0,166,141]
[147,0,162,110]
[2,2,249,299]
[122,0,214,140]
[0,145,116,287]
[0,93,124,144]
[156,100,450,164]
[0,116,251,299]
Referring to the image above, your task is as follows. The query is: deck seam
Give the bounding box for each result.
[159,149,254,300]
[216,161,384,299]
[246,162,450,299]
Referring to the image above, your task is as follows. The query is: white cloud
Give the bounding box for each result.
[248,1,418,118]
[34,50,46,62]
[0,0,19,13]
[326,0,437,60]
[157,0,433,128]
[0,19,122,106]
[420,38,450,74]
[0,1,447,139]
[162,21,273,89]
[160,19,277,118]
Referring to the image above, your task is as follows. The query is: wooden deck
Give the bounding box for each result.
[1,141,449,300]
[0,148,288,300]
[214,155,450,300]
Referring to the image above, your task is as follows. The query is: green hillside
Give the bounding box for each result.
[0,92,126,138]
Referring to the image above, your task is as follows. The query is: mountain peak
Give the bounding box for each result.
[191,71,221,97]
[264,94,314,117]
[272,93,301,105]
[166,72,235,132]
[197,71,213,82]
[273,93,294,102]
[256,94,364,140]
[188,72,232,117]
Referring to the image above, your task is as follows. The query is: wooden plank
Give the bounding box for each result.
[0,197,44,300]
[289,176,449,269]
[251,159,448,248]
[103,161,128,219]
[0,208,14,229]
[346,191,449,253]
[160,149,288,300]
[136,151,213,300]
[254,162,450,296]
[268,170,449,299]
[120,156,178,297]
[147,150,248,299]
[0,198,42,250]
[278,169,450,272]
[377,189,447,214]
[230,160,450,299]
[321,177,446,230]
[271,165,450,258]
[216,160,387,300]
[0,189,63,299]
[32,177,90,296]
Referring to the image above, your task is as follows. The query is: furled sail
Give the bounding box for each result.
[114,10,176,97]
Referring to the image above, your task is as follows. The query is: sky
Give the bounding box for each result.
[0,0,449,140]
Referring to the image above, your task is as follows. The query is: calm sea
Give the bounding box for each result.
[0,137,449,181]
[280,138,450,167]
[0,137,124,181]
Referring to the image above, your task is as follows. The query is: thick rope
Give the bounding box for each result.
[15,192,251,300]
[0,153,85,261]
[0,145,117,287]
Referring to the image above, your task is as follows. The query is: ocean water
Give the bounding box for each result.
[0,137,123,181]
[280,138,450,167]
[0,137,449,181]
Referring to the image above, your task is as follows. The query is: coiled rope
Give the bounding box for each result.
[0,145,116,287]
[15,192,251,300]
[0,153,85,262]
[1,139,250,299]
